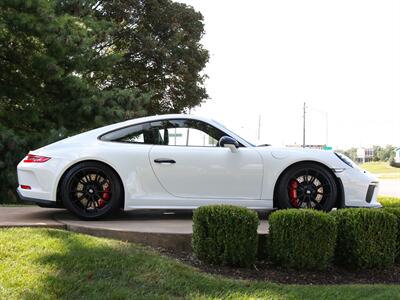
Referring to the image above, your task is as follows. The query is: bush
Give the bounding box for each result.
[334,208,397,268]
[383,208,400,262]
[0,126,68,204]
[0,127,29,203]
[268,209,337,270]
[192,205,259,267]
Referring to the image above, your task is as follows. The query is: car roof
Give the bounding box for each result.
[124,114,212,124]
[99,114,220,133]
[45,114,253,148]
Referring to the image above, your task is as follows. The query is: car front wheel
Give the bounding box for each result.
[276,162,337,211]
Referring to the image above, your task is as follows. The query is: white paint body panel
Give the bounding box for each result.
[16,114,381,210]
[149,146,263,199]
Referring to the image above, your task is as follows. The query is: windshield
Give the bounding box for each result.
[212,119,256,147]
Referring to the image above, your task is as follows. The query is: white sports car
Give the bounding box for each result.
[17,114,381,219]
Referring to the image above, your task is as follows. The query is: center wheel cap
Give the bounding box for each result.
[88,188,94,194]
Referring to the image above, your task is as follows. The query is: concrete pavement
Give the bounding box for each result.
[0,207,269,251]
[0,207,66,229]
[54,210,269,251]
[54,209,269,234]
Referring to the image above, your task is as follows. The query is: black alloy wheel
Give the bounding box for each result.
[61,161,122,220]
[276,162,337,211]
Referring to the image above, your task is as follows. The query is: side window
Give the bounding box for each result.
[121,132,144,143]
[100,119,233,147]
[100,123,167,145]
[150,119,225,147]
[100,124,146,143]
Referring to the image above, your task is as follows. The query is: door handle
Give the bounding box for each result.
[154,158,176,164]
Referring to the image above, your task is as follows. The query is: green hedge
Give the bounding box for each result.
[383,208,400,262]
[334,208,397,268]
[192,205,259,267]
[268,209,337,270]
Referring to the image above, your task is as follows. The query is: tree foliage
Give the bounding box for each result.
[342,147,357,162]
[372,145,396,162]
[337,145,396,163]
[94,0,209,113]
[0,0,208,202]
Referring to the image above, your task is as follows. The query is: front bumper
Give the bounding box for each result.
[336,168,381,208]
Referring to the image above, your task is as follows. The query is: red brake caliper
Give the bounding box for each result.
[289,180,299,207]
[99,185,110,208]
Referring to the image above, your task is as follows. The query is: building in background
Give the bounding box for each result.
[356,147,374,163]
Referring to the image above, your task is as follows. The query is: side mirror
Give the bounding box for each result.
[218,136,239,153]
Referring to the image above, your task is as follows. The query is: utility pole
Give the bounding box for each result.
[257,114,261,141]
[302,102,306,148]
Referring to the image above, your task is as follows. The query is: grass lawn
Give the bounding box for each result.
[1,228,400,300]
[379,196,400,208]
[360,162,400,179]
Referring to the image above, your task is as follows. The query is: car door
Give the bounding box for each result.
[148,119,263,199]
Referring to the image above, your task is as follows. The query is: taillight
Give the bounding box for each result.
[23,154,51,163]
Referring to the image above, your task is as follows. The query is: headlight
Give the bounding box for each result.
[334,152,357,168]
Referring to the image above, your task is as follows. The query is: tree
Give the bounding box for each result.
[341,147,357,162]
[56,0,209,114]
[0,0,209,202]
[0,0,151,134]
[372,145,395,162]
[372,146,382,161]
[92,0,209,114]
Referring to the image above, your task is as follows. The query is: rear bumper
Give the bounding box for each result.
[16,189,62,208]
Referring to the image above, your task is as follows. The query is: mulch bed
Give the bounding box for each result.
[156,248,400,284]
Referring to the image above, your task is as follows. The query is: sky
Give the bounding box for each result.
[177,0,400,149]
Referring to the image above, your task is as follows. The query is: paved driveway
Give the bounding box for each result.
[0,207,65,228]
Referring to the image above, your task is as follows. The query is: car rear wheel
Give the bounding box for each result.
[276,162,337,211]
[61,161,122,220]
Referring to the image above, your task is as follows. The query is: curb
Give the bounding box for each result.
[62,222,193,252]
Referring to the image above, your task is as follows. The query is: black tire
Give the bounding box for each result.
[276,162,337,211]
[60,161,122,220]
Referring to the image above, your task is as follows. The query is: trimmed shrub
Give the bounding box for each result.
[192,205,259,267]
[268,209,337,270]
[334,208,397,268]
[383,207,400,262]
